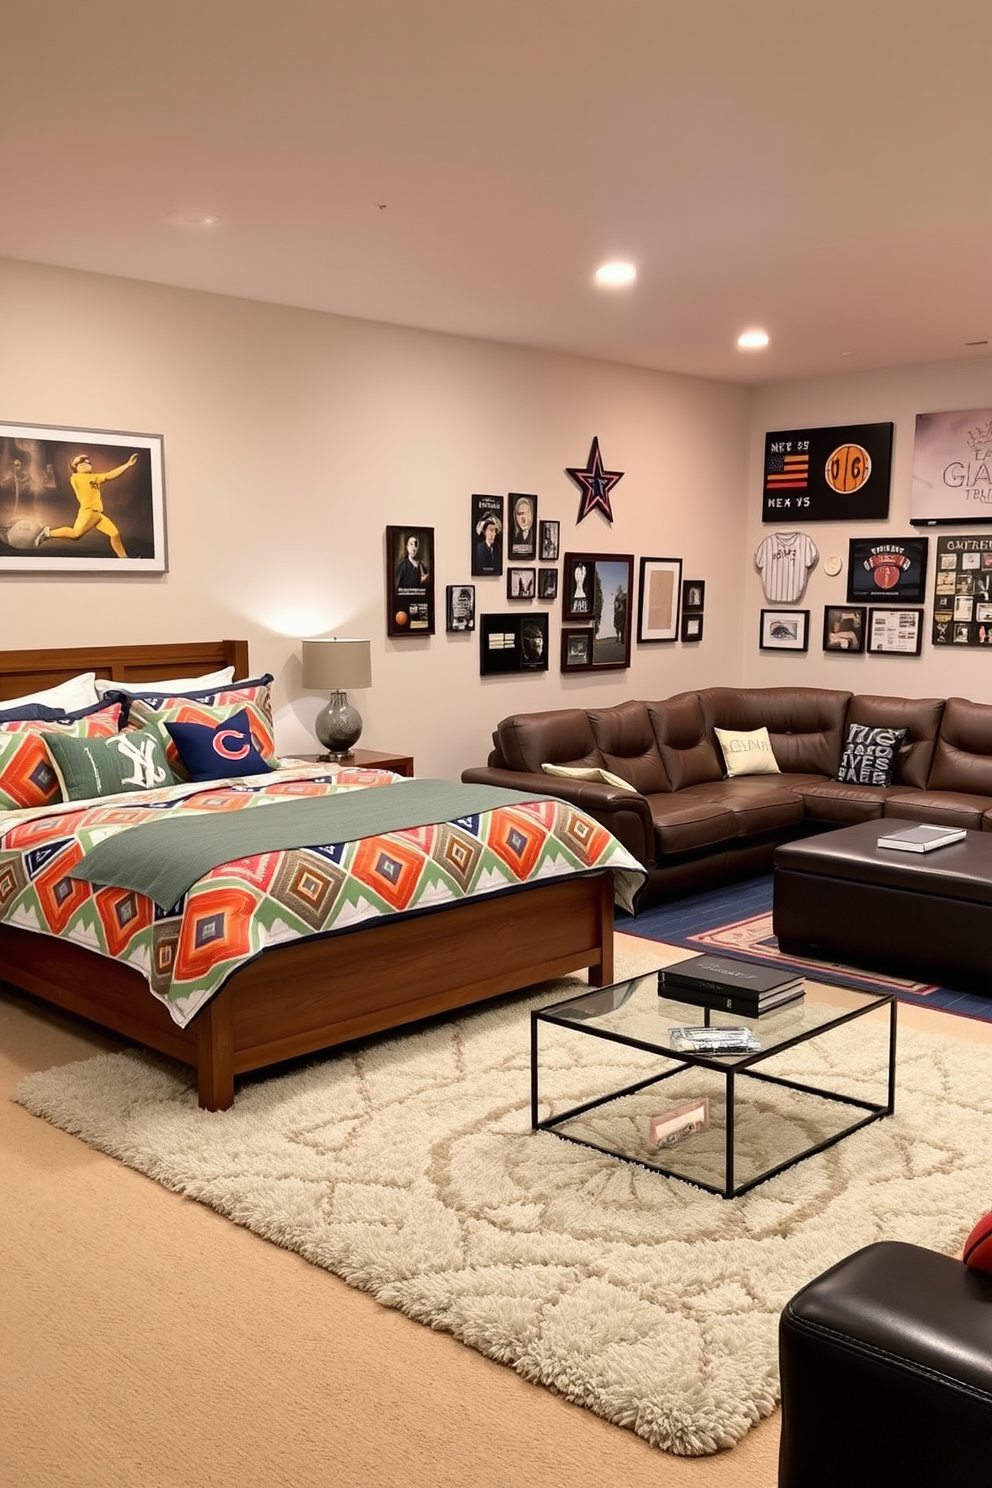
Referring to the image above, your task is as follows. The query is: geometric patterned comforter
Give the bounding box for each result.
[0,764,645,1029]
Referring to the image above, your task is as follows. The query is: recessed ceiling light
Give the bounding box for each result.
[737,328,769,350]
[166,211,222,230]
[594,261,636,287]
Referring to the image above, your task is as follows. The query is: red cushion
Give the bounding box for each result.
[962,1211,992,1272]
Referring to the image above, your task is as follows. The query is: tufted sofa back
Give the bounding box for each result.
[847,693,945,788]
[927,697,992,795]
[699,686,851,776]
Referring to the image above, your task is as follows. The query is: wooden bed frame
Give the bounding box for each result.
[0,641,615,1109]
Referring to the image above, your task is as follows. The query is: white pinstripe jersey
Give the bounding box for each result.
[754,531,818,603]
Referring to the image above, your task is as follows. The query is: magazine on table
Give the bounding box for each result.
[876,823,966,853]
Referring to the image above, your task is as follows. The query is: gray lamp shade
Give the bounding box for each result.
[301,639,372,692]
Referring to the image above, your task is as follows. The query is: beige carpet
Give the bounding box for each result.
[13,940,992,1460]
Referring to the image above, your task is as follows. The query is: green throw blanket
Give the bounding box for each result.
[70,779,553,908]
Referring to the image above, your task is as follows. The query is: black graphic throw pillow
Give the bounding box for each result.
[836,724,907,787]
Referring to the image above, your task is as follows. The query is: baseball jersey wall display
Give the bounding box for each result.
[754,531,818,603]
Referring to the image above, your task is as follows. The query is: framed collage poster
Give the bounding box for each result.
[0,421,167,572]
[847,537,928,604]
[636,556,682,642]
[931,534,992,646]
[759,609,809,652]
[387,525,435,635]
[867,609,924,656]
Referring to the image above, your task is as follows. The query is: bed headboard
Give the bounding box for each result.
[0,640,251,700]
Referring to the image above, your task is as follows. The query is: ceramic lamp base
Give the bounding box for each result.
[315,691,363,758]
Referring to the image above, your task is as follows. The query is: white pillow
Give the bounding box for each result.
[541,762,637,792]
[1,671,99,712]
[95,666,236,697]
[714,725,781,778]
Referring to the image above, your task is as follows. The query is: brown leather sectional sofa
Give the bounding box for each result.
[461,687,992,905]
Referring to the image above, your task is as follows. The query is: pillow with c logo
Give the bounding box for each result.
[165,708,274,782]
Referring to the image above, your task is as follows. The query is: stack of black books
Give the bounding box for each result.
[658,953,804,1017]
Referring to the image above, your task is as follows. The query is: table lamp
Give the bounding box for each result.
[301,638,372,758]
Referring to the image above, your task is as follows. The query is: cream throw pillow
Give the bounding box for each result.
[541,762,637,792]
[714,725,781,778]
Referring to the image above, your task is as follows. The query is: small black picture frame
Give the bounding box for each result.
[506,566,536,599]
[479,612,548,674]
[560,627,593,672]
[682,579,705,612]
[508,492,538,561]
[759,608,808,651]
[681,611,704,643]
[847,536,929,604]
[866,607,924,656]
[445,584,476,632]
[538,567,558,600]
[539,519,560,561]
[823,605,866,653]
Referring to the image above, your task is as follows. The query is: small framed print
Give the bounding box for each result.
[867,607,924,656]
[560,627,593,672]
[506,565,536,599]
[479,612,548,673]
[538,567,558,600]
[759,608,808,651]
[823,605,866,653]
[681,611,704,643]
[508,492,538,561]
[387,525,435,636]
[636,556,682,642]
[682,579,705,612]
[539,519,560,561]
[445,583,476,632]
[847,536,929,604]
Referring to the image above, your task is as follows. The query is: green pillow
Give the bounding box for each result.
[43,728,177,801]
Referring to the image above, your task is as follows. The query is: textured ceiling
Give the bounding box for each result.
[4,0,991,384]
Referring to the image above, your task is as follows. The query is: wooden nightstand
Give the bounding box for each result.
[294,748,415,777]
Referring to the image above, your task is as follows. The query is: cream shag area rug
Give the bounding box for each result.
[15,942,992,1457]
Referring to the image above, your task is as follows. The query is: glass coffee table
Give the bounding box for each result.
[531,968,897,1198]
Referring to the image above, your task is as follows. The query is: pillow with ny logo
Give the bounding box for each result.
[42,727,177,801]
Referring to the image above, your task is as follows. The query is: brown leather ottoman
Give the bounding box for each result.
[773,820,992,988]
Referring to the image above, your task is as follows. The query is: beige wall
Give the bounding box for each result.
[744,358,992,701]
[0,257,750,778]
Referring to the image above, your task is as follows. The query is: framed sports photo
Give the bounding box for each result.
[560,627,593,672]
[445,584,476,632]
[479,612,548,674]
[759,608,808,652]
[387,525,435,636]
[867,607,924,656]
[636,556,682,642]
[0,421,167,572]
[847,536,929,604]
[823,605,866,653]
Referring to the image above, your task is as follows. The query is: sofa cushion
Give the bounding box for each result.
[837,724,907,788]
[646,694,724,790]
[495,709,601,774]
[714,725,781,777]
[701,686,851,776]
[642,790,738,854]
[927,697,992,796]
[847,693,944,788]
[884,791,991,832]
[793,780,889,825]
[587,701,673,794]
[541,762,637,792]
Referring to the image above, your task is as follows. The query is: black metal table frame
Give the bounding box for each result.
[531,994,897,1199]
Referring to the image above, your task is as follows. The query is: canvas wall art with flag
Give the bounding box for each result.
[761,421,893,522]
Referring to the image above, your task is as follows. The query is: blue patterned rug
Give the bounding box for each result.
[618,873,992,1023]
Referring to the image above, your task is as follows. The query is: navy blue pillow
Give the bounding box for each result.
[165,708,274,782]
[0,697,119,725]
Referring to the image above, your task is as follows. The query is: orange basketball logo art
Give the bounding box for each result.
[826,443,871,494]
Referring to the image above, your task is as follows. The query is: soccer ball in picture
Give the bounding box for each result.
[3,517,44,550]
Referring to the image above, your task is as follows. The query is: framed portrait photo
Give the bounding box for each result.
[560,627,593,672]
[445,583,476,632]
[759,608,809,652]
[847,536,929,604]
[538,519,560,561]
[822,605,866,653]
[867,607,924,656]
[0,421,167,573]
[508,492,538,561]
[471,494,504,577]
[506,566,536,600]
[636,556,682,642]
[387,525,435,636]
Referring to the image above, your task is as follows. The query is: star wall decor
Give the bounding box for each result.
[565,436,624,524]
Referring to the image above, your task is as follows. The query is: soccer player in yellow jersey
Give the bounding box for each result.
[35,451,138,558]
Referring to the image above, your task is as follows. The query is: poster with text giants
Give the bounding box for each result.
[761,422,892,522]
[911,408,992,526]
